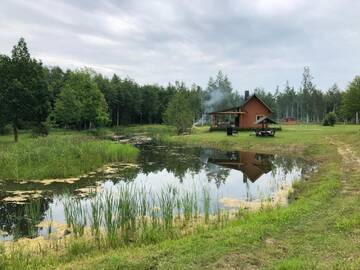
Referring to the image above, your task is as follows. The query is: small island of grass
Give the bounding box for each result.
[0,132,138,180]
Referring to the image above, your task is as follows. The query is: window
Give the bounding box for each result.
[256,115,264,121]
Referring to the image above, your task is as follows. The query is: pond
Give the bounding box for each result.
[0,144,315,241]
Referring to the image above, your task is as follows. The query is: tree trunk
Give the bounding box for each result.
[13,124,18,142]
[116,105,120,126]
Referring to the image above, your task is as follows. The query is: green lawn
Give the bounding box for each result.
[2,125,360,269]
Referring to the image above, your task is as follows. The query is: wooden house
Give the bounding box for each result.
[282,117,297,125]
[209,91,274,130]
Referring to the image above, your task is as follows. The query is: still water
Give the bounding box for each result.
[0,144,315,241]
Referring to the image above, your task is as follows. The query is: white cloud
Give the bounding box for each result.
[1,0,360,91]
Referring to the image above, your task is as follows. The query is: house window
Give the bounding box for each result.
[256,115,264,121]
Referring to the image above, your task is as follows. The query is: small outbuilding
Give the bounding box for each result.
[254,115,277,130]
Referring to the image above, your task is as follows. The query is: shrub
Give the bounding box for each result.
[31,121,50,137]
[0,124,12,135]
[323,112,336,126]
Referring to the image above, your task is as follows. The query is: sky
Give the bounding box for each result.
[1,0,359,93]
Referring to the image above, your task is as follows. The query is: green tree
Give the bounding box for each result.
[0,38,50,142]
[54,70,108,129]
[323,112,336,126]
[205,71,241,112]
[341,76,360,121]
[164,92,194,134]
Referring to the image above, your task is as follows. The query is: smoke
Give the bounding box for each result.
[204,88,226,113]
[194,89,228,126]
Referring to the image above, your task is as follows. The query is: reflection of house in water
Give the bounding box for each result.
[208,151,273,182]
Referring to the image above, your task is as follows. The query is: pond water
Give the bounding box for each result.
[0,144,315,241]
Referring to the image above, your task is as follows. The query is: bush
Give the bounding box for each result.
[87,128,111,138]
[323,118,329,126]
[0,124,12,135]
[164,92,194,135]
[31,121,50,137]
[323,112,336,126]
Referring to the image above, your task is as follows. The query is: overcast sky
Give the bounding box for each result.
[1,0,359,93]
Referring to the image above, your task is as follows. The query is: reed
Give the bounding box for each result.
[102,191,118,247]
[203,187,211,224]
[158,185,177,230]
[181,190,194,224]
[63,197,87,237]
[59,184,223,250]
[24,199,42,238]
[89,195,102,246]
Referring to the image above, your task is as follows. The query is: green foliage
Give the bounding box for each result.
[164,92,194,134]
[0,134,139,180]
[0,124,12,135]
[341,76,360,120]
[0,38,50,142]
[54,70,109,129]
[323,112,336,126]
[205,70,241,112]
[31,120,51,137]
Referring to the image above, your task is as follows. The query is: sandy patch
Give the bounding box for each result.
[219,184,293,210]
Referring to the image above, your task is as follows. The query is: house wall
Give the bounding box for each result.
[239,97,271,128]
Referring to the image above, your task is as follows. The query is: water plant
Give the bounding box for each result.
[63,197,87,237]
[24,199,42,238]
[89,195,102,246]
[158,185,177,230]
[102,191,118,247]
[60,184,219,247]
[203,187,211,224]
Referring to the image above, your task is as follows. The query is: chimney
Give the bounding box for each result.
[245,90,249,100]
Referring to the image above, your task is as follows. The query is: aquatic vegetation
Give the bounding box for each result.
[203,187,211,224]
[63,197,87,238]
[58,184,223,249]
[0,134,139,180]
[88,196,102,246]
[24,199,42,238]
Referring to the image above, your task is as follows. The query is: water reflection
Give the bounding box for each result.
[0,144,315,240]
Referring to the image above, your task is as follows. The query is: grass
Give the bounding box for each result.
[0,132,139,180]
[61,184,215,249]
[1,124,360,269]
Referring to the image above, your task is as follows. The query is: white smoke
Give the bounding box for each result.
[194,89,227,126]
[204,88,226,113]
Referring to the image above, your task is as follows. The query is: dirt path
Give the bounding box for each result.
[329,137,360,195]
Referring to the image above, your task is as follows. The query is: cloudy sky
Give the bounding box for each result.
[1,0,359,93]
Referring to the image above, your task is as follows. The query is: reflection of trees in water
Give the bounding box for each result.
[0,197,50,239]
[203,163,230,188]
[136,145,203,181]
[137,145,230,186]
[271,155,307,176]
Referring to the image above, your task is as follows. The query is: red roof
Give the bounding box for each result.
[209,94,273,114]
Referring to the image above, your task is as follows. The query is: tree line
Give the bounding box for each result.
[1,38,360,141]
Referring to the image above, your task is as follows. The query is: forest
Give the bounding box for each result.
[1,38,360,141]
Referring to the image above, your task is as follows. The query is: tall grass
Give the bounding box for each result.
[24,199,42,238]
[59,184,224,250]
[0,134,139,180]
[63,197,87,238]
[203,187,211,224]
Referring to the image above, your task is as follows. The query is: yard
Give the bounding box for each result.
[1,124,360,269]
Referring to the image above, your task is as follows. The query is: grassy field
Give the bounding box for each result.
[0,130,139,180]
[1,125,360,269]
